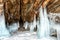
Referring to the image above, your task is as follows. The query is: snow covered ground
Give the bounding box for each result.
[0,31,57,40]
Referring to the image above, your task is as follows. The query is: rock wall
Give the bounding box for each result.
[47,0,60,13]
[3,0,60,26]
[4,0,20,25]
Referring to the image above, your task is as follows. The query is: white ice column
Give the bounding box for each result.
[37,6,50,38]
[0,12,10,38]
[43,7,50,37]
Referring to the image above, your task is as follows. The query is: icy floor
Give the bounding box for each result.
[0,31,57,40]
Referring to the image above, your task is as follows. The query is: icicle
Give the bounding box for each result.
[23,21,28,29]
[30,14,37,32]
[33,14,36,28]
[18,22,20,29]
[37,6,50,38]
[43,7,50,37]
[29,22,33,32]
[37,18,40,38]
[39,6,46,38]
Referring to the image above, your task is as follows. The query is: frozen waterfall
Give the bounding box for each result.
[37,6,50,38]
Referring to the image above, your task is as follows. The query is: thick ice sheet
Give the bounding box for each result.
[0,31,57,40]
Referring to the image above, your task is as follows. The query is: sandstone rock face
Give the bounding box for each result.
[21,0,42,22]
[4,0,20,24]
[47,0,60,13]
[0,0,3,14]
[3,0,42,24]
[3,0,60,25]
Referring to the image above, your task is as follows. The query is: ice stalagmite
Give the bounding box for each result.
[8,22,19,33]
[0,12,10,38]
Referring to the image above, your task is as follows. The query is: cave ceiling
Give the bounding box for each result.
[47,0,60,13]
[2,0,60,24]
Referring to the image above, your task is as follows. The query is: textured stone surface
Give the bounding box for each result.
[4,0,20,24]
[47,0,60,13]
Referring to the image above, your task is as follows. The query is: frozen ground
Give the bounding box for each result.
[0,31,57,40]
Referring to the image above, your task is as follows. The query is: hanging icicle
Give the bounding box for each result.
[30,14,37,32]
[43,7,50,37]
[33,14,36,29]
[29,22,33,32]
[39,6,45,38]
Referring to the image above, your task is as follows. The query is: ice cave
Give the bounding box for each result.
[0,0,60,40]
